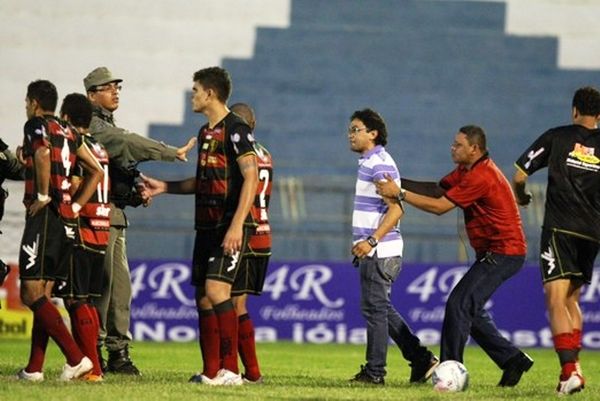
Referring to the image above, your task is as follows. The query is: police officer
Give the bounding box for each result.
[84,67,196,375]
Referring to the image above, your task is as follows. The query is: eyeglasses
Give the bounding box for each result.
[347,126,370,135]
[92,83,122,92]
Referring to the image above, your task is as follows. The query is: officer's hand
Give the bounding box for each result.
[176,137,197,162]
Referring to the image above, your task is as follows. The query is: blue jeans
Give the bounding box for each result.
[359,255,427,377]
[440,252,525,368]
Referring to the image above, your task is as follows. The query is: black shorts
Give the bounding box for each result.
[55,247,105,299]
[540,228,600,284]
[19,206,72,281]
[231,256,270,296]
[191,227,250,287]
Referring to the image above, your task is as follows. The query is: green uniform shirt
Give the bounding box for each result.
[89,107,179,227]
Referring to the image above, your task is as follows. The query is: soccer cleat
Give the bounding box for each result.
[242,374,264,384]
[189,369,243,386]
[349,365,384,385]
[80,372,104,382]
[16,368,44,382]
[60,356,93,381]
[212,369,243,386]
[409,352,440,383]
[498,352,534,387]
[556,372,585,396]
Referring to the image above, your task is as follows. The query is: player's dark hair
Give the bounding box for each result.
[26,80,58,112]
[231,102,256,129]
[60,93,93,129]
[572,86,600,116]
[193,67,232,103]
[350,108,388,146]
[459,125,487,152]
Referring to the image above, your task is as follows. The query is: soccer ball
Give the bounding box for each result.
[431,360,469,392]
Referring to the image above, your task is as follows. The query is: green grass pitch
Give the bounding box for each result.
[0,340,599,400]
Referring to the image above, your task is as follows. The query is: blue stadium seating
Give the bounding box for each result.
[128,0,600,262]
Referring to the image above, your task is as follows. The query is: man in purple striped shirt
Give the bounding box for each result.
[347,108,438,385]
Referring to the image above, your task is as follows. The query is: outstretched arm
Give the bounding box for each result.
[140,173,196,197]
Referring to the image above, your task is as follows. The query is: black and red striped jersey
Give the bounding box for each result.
[23,115,80,219]
[74,133,111,251]
[194,112,257,230]
[246,142,272,256]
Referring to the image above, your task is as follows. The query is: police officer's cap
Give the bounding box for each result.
[84,67,123,91]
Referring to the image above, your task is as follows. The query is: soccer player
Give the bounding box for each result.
[84,67,196,375]
[59,93,111,381]
[348,108,439,385]
[512,86,600,395]
[377,125,533,387]
[229,102,271,384]
[18,80,102,381]
[142,67,258,386]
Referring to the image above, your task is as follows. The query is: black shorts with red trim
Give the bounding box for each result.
[19,206,72,281]
[540,228,599,284]
[55,246,105,299]
[231,256,270,296]
[191,226,251,287]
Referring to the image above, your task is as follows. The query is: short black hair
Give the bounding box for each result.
[26,80,58,112]
[572,86,600,116]
[230,102,256,129]
[350,108,388,146]
[193,67,232,103]
[459,125,487,152]
[60,93,93,129]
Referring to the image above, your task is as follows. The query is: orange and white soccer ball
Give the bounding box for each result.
[431,360,469,392]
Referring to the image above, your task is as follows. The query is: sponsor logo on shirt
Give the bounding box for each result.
[567,143,600,172]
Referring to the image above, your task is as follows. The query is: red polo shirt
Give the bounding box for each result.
[440,155,527,256]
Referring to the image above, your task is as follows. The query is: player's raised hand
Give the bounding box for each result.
[176,137,197,162]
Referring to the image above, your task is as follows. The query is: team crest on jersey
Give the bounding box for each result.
[567,143,600,172]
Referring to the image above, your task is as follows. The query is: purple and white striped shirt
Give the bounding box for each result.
[352,145,404,258]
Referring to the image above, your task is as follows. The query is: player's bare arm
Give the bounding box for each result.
[28,146,51,216]
[511,168,532,206]
[72,142,104,214]
[222,154,258,254]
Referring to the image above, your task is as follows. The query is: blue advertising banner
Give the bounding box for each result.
[129,261,600,348]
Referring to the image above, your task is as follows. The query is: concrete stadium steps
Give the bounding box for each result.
[130,0,600,261]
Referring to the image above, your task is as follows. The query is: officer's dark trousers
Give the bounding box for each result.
[440,253,525,368]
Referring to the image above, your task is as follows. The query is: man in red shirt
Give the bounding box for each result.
[377,125,533,388]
